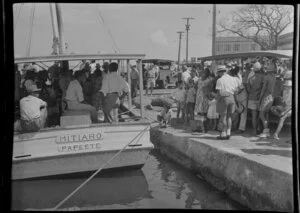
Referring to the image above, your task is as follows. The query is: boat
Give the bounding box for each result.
[12,3,153,180]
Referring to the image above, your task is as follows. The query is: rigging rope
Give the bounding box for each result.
[14,3,24,31]
[26,3,36,57]
[52,123,151,210]
[97,8,120,53]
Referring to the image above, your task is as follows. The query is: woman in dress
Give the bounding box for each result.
[194,67,214,132]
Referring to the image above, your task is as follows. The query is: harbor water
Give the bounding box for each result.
[11,149,247,210]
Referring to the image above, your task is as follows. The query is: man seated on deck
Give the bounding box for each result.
[65,70,98,123]
[14,85,48,133]
[101,62,130,123]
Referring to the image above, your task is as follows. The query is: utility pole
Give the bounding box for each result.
[182,17,194,64]
[212,4,217,56]
[177,31,184,73]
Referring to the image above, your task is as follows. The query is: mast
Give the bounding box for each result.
[49,3,59,55]
[55,3,66,54]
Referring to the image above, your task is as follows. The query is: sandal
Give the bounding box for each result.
[216,135,226,140]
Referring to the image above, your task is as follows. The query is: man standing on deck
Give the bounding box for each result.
[101,62,130,123]
[130,65,139,98]
[65,70,98,123]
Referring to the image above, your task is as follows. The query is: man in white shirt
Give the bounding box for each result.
[215,65,240,140]
[65,70,98,123]
[14,85,48,132]
[101,62,130,123]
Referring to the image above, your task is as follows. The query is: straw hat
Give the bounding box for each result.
[252,62,261,72]
[27,85,41,93]
[216,65,227,72]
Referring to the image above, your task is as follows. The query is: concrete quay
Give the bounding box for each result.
[150,123,294,212]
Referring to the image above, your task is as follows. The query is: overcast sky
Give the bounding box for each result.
[13,3,294,60]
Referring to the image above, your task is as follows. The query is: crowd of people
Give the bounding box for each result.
[162,59,292,141]
[14,60,134,133]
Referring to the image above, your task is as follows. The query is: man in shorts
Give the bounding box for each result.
[215,65,240,140]
[258,63,277,138]
[247,62,265,135]
[145,64,158,96]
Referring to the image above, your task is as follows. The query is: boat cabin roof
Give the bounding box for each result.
[14,54,146,64]
[142,59,174,64]
[198,50,293,61]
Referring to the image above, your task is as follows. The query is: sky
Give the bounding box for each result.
[13,3,294,61]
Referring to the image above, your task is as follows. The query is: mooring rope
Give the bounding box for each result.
[52,123,151,210]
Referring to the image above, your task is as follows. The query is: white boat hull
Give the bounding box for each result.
[13,123,153,180]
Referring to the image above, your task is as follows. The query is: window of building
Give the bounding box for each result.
[251,44,256,51]
[225,44,231,52]
[233,44,240,52]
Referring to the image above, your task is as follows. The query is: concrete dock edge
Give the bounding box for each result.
[150,125,294,212]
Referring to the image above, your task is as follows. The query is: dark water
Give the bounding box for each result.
[11,149,246,210]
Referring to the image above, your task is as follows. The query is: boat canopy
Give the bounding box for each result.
[14,54,146,64]
[142,59,174,64]
[198,50,293,61]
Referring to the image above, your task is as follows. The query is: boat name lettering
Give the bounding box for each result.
[58,142,101,152]
[55,132,103,144]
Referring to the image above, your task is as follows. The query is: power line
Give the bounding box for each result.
[14,3,24,31]
[177,31,184,72]
[182,17,194,64]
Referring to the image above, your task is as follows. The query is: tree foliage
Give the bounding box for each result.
[218,5,293,50]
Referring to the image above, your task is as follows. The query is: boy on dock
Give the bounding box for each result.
[185,79,196,125]
[170,80,186,123]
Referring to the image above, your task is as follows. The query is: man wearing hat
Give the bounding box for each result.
[270,71,292,140]
[257,63,277,138]
[247,62,265,135]
[215,65,241,140]
[14,85,48,132]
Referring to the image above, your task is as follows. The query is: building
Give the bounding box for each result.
[278,32,293,50]
[215,36,261,55]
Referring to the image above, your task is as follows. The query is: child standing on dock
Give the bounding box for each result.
[207,93,219,131]
[171,80,186,123]
[157,103,172,128]
[185,79,196,125]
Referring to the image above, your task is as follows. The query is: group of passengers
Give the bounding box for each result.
[14,60,130,133]
[165,59,292,140]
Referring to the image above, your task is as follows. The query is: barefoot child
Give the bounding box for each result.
[207,93,219,131]
[185,79,196,125]
[170,80,186,122]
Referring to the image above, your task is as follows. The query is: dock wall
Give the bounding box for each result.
[150,125,293,212]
